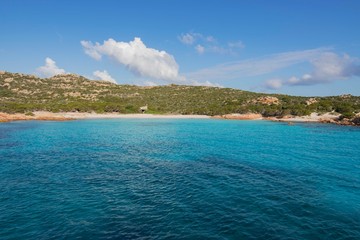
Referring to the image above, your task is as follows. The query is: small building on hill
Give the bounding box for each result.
[140,105,148,113]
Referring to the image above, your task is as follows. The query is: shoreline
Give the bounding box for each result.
[0,111,358,126]
[0,111,210,122]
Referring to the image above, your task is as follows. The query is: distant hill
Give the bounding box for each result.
[0,71,359,120]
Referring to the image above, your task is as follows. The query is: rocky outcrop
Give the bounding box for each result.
[253,96,279,105]
[340,94,352,99]
[351,116,360,125]
[0,112,72,122]
[306,98,318,105]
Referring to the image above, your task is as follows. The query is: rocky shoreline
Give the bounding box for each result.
[0,112,72,122]
[213,113,360,126]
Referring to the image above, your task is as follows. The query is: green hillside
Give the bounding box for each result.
[1,71,359,119]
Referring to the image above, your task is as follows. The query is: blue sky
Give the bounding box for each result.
[1,0,360,96]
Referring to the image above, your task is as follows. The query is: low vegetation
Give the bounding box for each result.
[1,71,359,121]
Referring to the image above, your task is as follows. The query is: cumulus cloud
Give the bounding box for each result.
[81,37,185,82]
[187,48,329,82]
[265,52,360,89]
[36,57,66,77]
[178,32,244,55]
[93,70,117,84]
[81,41,102,60]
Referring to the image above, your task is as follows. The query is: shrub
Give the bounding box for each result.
[25,112,34,116]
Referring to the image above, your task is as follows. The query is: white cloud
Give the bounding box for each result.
[265,79,283,90]
[93,70,117,84]
[228,41,245,49]
[187,48,330,82]
[195,44,205,54]
[81,37,185,83]
[179,33,196,45]
[178,32,203,45]
[136,78,222,88]
[143,81,158,86]
[308,52,360,81]
[80,41,102,60]
[206,36,216,43]
[178,32,244,55]
[265,52,360,89]
[36,57,66,77]
[208,45,233,55]
[190,80,223,88]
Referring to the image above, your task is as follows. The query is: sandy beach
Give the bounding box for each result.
[0,111,210,122]
[0,111,353,125]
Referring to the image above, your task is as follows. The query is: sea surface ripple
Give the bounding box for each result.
[0,119,359,239]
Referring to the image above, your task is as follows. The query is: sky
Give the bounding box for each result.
[1,0,360,96]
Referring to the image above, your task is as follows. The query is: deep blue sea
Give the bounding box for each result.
[0,119,360,239]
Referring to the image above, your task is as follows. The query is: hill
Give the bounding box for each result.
[0,71,359,124]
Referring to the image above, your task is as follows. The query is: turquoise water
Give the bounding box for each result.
[0,119,359,239]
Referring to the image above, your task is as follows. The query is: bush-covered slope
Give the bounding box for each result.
[1,71,359,118]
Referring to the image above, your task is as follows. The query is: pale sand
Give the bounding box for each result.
[0,111,341,123]
[56,112,210,119]
[0,111,210,122]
